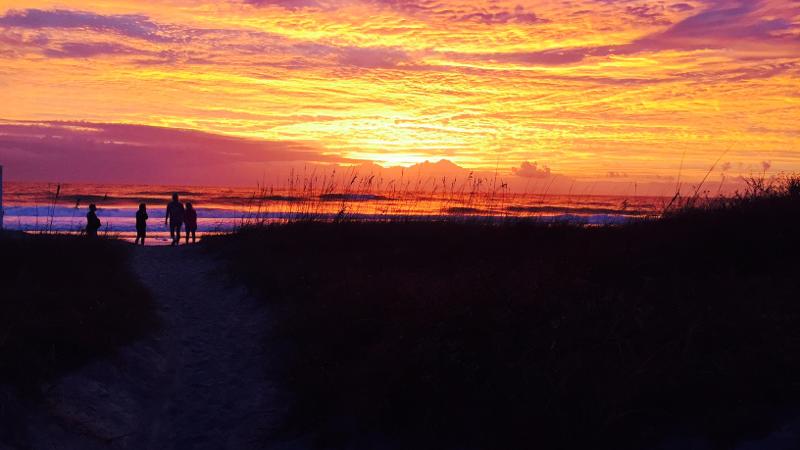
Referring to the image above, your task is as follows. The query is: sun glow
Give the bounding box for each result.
[0,0,798,187]
[346,152,447,168]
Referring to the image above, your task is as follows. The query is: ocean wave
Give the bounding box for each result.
[507,205,650,216]
[2,210,637,233]
[3,206,246,219]
[319,194,390,202]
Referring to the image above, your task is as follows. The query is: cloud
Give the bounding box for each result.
[625,4,671,25]
[669,3,695,13]
[512,161,552,179]
[242,0,549,26]
[243,0,321,9]
[353,159,473,180]
[469,46,614,66]
[0,8,419,68]
[0,0,797,187]
[456,0,798,67]
[0,29,50,57]
[0,9,173,42]
[457,5,547,25]
[0,120,349,185]
[338,46,410,69]
[645,0,797,49]
[43,42,143,58]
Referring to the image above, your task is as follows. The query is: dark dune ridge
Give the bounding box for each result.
[208,176,800,450]
[0,233,156,391]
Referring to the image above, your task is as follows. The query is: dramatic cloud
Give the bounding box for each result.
[513,162,552,179]
[669,3,694,13]
[625,5,671,25]
[0,121,345,185]
[462,1,799,67]
[43,42,143,58]
[0,0,797,188]
[244,0,321,9]
[456,6,547,25]
[338,46,410,68]
[0,9,173,42]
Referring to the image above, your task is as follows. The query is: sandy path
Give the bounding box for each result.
[14,244,288,450]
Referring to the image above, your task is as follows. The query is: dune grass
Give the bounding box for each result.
[0,232,156,391]
[210,177,800,449]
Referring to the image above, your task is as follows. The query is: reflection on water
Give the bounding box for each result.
[2,182,668,242]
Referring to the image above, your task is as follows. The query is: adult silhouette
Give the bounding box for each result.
[165,193,185,246]
[135,203,148,245]
[184,202,198,244]
[86,204,101,238]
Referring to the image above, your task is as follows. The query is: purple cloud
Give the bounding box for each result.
[455,45,616,66]
[457,0,798,67]
[338,46,410,68]
[0,30,50,56]
[0,121,349,185]
[0,9,173,42]
[457,5,546,25]
[250,0,551,25]
[243,0,321,9]
[43,42,142,58]
[659,1,797,41]
[669,3,695,13]
[625,4,671,25]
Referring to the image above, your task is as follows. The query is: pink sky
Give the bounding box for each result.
[0,0,798,194]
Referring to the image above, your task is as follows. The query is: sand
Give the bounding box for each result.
[10,244,295,449]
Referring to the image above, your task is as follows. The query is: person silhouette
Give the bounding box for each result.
[184,202,198,244]
[86,204,101,238]
[135,203,148,245]
[165,193,185,246]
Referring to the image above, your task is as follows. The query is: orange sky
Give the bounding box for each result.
[0,0,798,191]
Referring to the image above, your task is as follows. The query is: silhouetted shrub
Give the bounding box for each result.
[209,178,800,449]
[0,233,156,390]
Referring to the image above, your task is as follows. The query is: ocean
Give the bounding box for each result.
[1,182,666,244]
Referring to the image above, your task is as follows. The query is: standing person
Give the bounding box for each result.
[184,202,198,244]
[86,204,101,238]
[135,203,148,245]
[165,193,185,246]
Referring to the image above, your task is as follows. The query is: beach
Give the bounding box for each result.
[3,177,800,449]
[2,181,665,243]
[2,0,797,446]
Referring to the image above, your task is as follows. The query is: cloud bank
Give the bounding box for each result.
[0,0,797,186]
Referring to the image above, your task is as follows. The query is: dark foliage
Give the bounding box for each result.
[209,182,800,449]
[0,233,156,390]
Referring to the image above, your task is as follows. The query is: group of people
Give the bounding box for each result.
[86,193,198,246]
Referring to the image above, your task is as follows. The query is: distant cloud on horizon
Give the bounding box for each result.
[513,161,552,179]
[0,120,343,185]
[0,119,761,196]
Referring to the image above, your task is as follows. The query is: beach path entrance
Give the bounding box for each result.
[16,245,288,449]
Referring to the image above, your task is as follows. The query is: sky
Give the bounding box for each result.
[0,0,798,193]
